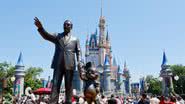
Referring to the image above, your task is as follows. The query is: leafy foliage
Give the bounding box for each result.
[24,67,43,90]
[0,62,44,94]
[3,93,12,104]
[145,75,162,95]
[0,62,15,94]
[0,62,15,79]
[170,64,185,94]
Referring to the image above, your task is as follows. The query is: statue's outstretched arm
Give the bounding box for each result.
[34,17,57,43]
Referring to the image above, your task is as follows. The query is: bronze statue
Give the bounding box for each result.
[34,17,83,104]
[80,62,100,104]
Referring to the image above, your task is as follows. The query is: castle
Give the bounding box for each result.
[83,11,131,95]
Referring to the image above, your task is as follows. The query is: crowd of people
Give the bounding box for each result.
[5,92,185,104]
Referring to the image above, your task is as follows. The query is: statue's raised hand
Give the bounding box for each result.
[34,17,43,29]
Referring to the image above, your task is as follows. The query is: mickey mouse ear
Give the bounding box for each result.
[85,62,92,69]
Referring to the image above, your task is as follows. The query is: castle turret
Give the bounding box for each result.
[99,16,106,46]
[14,52,25,97]
[160,51,174,96]
[103,54,111,95]
[123,61,131,94]
[86,30,99,66]
[116,65,125,95]
[111,57,118,80]
[161,51,169,70]
[98,4,106,66]
[85,34,89,57]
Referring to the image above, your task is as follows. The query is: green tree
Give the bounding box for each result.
[145,75,162,95]
[24,67,43,90]
[0,62,15,94]
[170,64,185,94]
[0,62,15,78]
[0,62,44,94]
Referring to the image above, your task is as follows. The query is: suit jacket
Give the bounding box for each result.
[38,28,81,70]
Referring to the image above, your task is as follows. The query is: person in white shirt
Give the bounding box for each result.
[28,90,36,103]
[150,95,160,104]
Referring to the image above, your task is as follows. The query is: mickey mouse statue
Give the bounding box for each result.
[80,62,100,104]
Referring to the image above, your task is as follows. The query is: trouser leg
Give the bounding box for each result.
[50,68,63,104]
[65,70,74,104]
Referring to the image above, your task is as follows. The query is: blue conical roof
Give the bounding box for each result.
[104,54,110,66]
[16,52,24,66]
[161,51,168,66]
[89,33,98,47]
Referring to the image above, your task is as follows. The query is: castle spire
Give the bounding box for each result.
[86,34,89,45]
[16,52,24,66]
[124,61,127,71]
[14,52,25,97]
[161,51,170,71]
[106,29,110,41]
[113,57,117,66]
[106,29,111,49]
[161,51,168,66]
[98,1,106,66]
[99,0,106,46]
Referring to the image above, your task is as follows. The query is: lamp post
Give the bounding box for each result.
[174,75,179,81]
[158,77,163,81]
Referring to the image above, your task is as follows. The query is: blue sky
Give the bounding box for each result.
[1,0,185,82]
